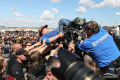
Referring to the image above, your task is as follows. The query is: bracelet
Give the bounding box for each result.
[68,47,72,51]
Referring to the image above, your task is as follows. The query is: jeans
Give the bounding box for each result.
[58,19,71,33]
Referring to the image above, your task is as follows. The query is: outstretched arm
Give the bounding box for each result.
[25,42,42,51]
[28,39,47,55]
[49,32,64,43]
[41,32,64,44]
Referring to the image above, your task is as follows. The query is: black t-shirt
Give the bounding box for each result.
[28,65,46,80]
[7,58,25,80]
[0,74,2,80]
[32,65,46,78]
[7,54,16,74]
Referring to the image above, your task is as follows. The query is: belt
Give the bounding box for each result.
[101,56,120,71]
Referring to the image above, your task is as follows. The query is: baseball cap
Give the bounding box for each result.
[16,48,28,56]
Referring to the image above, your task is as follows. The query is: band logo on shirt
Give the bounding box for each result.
[92,33,110,47]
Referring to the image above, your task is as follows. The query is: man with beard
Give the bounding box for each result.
[7,48,28,80]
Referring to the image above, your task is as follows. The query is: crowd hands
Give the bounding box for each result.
[0,25,66,80]
[0,17,119,80]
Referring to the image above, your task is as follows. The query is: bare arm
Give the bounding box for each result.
[25,42,42,51]
[44,48,58,60]
[38,45,48,54]
[28,44,48,55]
[28,39,47,55]
[49,32,64,43]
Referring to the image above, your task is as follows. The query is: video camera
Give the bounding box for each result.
[51,48,104,80]
[61,17,86,53]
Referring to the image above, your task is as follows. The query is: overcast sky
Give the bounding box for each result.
[0,0,120,28]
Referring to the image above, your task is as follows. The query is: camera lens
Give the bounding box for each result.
[64,60,103,80]
[52,49,104,80]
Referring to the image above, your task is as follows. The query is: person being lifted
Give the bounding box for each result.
[39,19,71,44]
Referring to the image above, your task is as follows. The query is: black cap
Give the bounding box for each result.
[16,48,28,56]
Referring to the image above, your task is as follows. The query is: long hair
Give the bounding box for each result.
[0,55,4,74]
[28,51,43,74]
[84,54,101,75]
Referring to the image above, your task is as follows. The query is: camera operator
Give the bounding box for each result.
[69,21,120,79]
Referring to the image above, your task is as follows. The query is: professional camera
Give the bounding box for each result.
[51,49,104,80]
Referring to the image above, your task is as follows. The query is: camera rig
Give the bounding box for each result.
[61,17,86,48]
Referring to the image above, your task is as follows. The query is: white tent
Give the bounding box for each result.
[0,30,5,34]
[113,24,120,36]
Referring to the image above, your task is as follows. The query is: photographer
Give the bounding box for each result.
[69,21,120,79]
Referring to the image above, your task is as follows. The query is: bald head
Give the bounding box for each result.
[12,43,22,53]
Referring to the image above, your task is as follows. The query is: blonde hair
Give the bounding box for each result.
[0,55,4,74]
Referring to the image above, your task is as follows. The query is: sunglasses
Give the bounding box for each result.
[27,45,31,46]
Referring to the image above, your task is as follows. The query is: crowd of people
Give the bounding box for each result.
[0,18,120,80]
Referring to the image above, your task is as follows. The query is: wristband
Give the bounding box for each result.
[68,47,72,51]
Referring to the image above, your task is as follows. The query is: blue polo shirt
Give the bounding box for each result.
[40,28,58,44]
[78,27,120,67]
